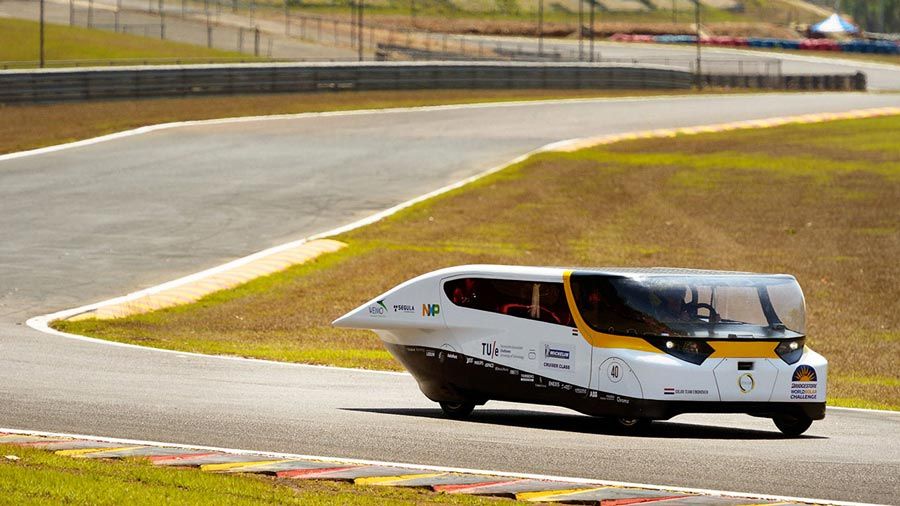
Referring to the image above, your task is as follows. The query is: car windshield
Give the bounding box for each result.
[569,273,806,339]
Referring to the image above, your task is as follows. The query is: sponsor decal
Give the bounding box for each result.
[368,300,387,317]
[481,341,499,359]
[545,345,570,360]
[392,303,416,314]
[473,360,483,366]
[540,342,573,374]
[738,373,755,393]
[664,387,709,396]
[425,350,435,358]
[574,388,587,395]
[446,353,458,360]
[548,380,560,388]
[790,365,818,400]
[589,391,598,398]
[465,357,473,364]
[481,342,526,361]
[422,303,441,317]
[520,373,535,383]
[792,365,817,382]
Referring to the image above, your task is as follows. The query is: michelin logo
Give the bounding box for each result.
[541,342,573,374]
[544,345,570,360]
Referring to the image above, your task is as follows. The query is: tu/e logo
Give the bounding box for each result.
[481,341,499,358]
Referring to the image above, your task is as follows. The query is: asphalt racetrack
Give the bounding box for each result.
[1,93,899,503]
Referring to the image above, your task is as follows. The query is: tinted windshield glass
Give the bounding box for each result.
[569,273,805,339]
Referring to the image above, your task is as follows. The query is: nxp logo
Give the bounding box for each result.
[422,303,440,317]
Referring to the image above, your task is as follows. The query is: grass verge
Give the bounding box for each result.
[0,18,252,65]
[0,89,745,156]
[54,115,900,410]
[0,444,510,505]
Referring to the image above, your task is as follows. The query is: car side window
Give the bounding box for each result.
[443,278,575,328]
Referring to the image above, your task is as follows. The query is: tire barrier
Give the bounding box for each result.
[702,72,867,91]
[0,63,866,105]
[0,62,696,104]
[611,33,900,55]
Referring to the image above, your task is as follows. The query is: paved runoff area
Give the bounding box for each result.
[0,431,829,505]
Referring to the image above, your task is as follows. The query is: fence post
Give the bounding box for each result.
[69,0,75,26]
[254,27,260,57]
[284,2,290,35]
[317,17,322,41]
[854,71,866,91]
[88,0,94,28]
[238,27,244,52]
[160,0,166,40]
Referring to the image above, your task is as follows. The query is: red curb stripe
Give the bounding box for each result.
[276,466,359,479]
[603,496,693,505]
[148,452,222,463]
[5,440,72,447]
[434,480,522,493]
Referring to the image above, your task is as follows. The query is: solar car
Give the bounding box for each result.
[334,265,826,436]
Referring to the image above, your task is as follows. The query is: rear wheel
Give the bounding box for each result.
[773,415,813,436]
[439,401,475,419]
[615,417,652,431]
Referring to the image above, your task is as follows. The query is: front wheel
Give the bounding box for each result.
[439,401,475,419]
[773,415,813,436]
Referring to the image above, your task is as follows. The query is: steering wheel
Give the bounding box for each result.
[685,302,720,322]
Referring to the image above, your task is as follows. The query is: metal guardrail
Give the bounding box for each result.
[0,62,695,104]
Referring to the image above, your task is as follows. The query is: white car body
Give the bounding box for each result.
[334,265,827,434]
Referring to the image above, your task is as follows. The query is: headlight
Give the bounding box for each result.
[775,337,806,364]
[645,338,714,365]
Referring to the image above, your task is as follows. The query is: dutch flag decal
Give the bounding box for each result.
[664,388,675,395]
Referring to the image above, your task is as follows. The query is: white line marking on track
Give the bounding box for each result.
[0,94,695,162]
[0,427,886,506]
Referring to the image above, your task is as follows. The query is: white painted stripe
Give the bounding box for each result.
[0,94,711,163]
[0,427,884,506]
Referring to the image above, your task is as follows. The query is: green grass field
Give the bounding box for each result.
[0,444,509,505]
[0,18,251,65]
[56,115,900,410]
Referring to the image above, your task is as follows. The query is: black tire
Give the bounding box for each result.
[773,415,813,436]
[615,417,652,431]
[438,401,476,419]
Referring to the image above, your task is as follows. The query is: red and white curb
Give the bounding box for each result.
[0,428,881,506]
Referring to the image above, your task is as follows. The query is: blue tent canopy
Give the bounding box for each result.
[811,13,858,34]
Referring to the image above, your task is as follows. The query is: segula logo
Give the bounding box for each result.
[792,365,817,382]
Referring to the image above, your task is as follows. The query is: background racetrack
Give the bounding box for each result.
[1,93,899,503]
